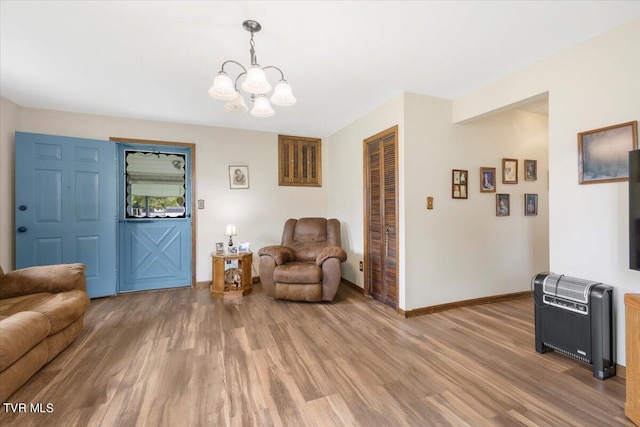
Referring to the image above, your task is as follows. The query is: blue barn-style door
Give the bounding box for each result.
[117,143,192,292]
[15,132,117,298]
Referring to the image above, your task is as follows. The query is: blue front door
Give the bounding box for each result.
[15,132,117,298]
[117,144,192,292]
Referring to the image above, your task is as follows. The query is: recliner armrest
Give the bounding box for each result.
[258,246,294,266]
[316,246,347,266]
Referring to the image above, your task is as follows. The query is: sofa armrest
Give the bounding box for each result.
[0,263,87,299]
[316,246,347,266]
[258,246,294,266]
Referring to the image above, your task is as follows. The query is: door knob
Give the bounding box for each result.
[17,226,27,233]
[19,205,27,211]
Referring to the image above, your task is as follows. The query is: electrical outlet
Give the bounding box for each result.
[359,261,363,271]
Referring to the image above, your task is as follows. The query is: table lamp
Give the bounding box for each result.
[225,224,237,247]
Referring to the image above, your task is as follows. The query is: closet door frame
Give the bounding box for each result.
[363,125,399,310]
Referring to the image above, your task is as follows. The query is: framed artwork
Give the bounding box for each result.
[480,167,496,193]
[229,165,249,189]
[215,242,225,255]
[578,121,638,184]
[524,160,537,181]
[525,194,538,216]
[228,246,238,254]
[452,169,468,199]
[238,242,251,253]
[496,193,510,217]
[502,158,518,184]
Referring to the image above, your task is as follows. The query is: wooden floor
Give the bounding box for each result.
[0,283,631,426]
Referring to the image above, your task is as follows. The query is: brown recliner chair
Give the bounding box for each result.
[258,218,347,302]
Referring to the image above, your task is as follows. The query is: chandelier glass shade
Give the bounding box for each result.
[209,20,296,117]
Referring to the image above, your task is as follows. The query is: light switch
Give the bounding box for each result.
[197,199,205,209]
[427,197,434,210]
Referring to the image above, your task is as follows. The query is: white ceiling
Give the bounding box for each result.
[1,1,639,137]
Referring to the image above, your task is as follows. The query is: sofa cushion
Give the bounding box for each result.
[0,311,51,371]
[274,262,322,284]
[0,290,89,334]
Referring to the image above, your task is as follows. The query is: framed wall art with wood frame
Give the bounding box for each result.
[578,121,638,184]
[496,193,510,217]
[480,167,496,193]
[525,193,538,216]
[452,169,468,199]
[502,158,518,184]
[524,159,537,181]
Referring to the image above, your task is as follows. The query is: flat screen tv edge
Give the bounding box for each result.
[630,149,640,271]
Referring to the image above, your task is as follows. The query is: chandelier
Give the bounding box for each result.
[208,20,296,117]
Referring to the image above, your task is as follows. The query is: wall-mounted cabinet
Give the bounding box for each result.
[278,134,322,187]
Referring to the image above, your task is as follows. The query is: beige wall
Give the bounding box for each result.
[0,97,19,270]
[325,93,405,288]
[326,91,549,311]
[1,104,328,280]
[454,19,640,365]
[404,94,549,308]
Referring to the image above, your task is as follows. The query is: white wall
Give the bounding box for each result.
[325,93,405,288]
[403,94,549,309]
[0,104,328,280]
[454,19,640,365]
[325,91,549,311]
[0,97,20,270]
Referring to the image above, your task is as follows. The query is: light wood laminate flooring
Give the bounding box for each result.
[0,284,631,426]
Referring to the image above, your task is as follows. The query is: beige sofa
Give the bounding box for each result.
[0,263,90,402]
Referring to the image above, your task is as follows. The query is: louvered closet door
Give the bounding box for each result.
[364,126,398,309]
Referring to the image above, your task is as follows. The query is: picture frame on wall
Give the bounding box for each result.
[452,169,468,199]
[496,193,510,216]
[524,159,537,181]
[229,165,249,189]
[480,167,496,193]
[525,193,538,216]
[578,121,638,184]
[502,158,518,184]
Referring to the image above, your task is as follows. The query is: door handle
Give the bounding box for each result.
[17,226,27,233]
[385,228,389,257]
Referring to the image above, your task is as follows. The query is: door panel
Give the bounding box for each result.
[364,127,398,309]
[15,132,117,298]
[117,144,192,292]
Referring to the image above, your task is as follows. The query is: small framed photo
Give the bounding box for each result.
[480,167,496,193]
[525,193,538,216]
[229,165,249,189]
[452,169,468,199]
[524,160,537,181]
[578,121,638,184]
[502,158,518,184]
[496,193,510,217]
[215,242,225,255]
[238,242,251,253]
[228,246,238,254]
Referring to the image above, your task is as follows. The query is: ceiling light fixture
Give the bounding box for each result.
[208,20,296,117]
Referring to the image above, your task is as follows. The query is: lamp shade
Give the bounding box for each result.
[225,224,237,236]
[270,80,297,106]
[241,66,272,95]
[209,72,237,100]
[251,95,275,117]
[224,92,249,114]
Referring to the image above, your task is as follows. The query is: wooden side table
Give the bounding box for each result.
[211,252,252,299]
[625,293,640,426]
